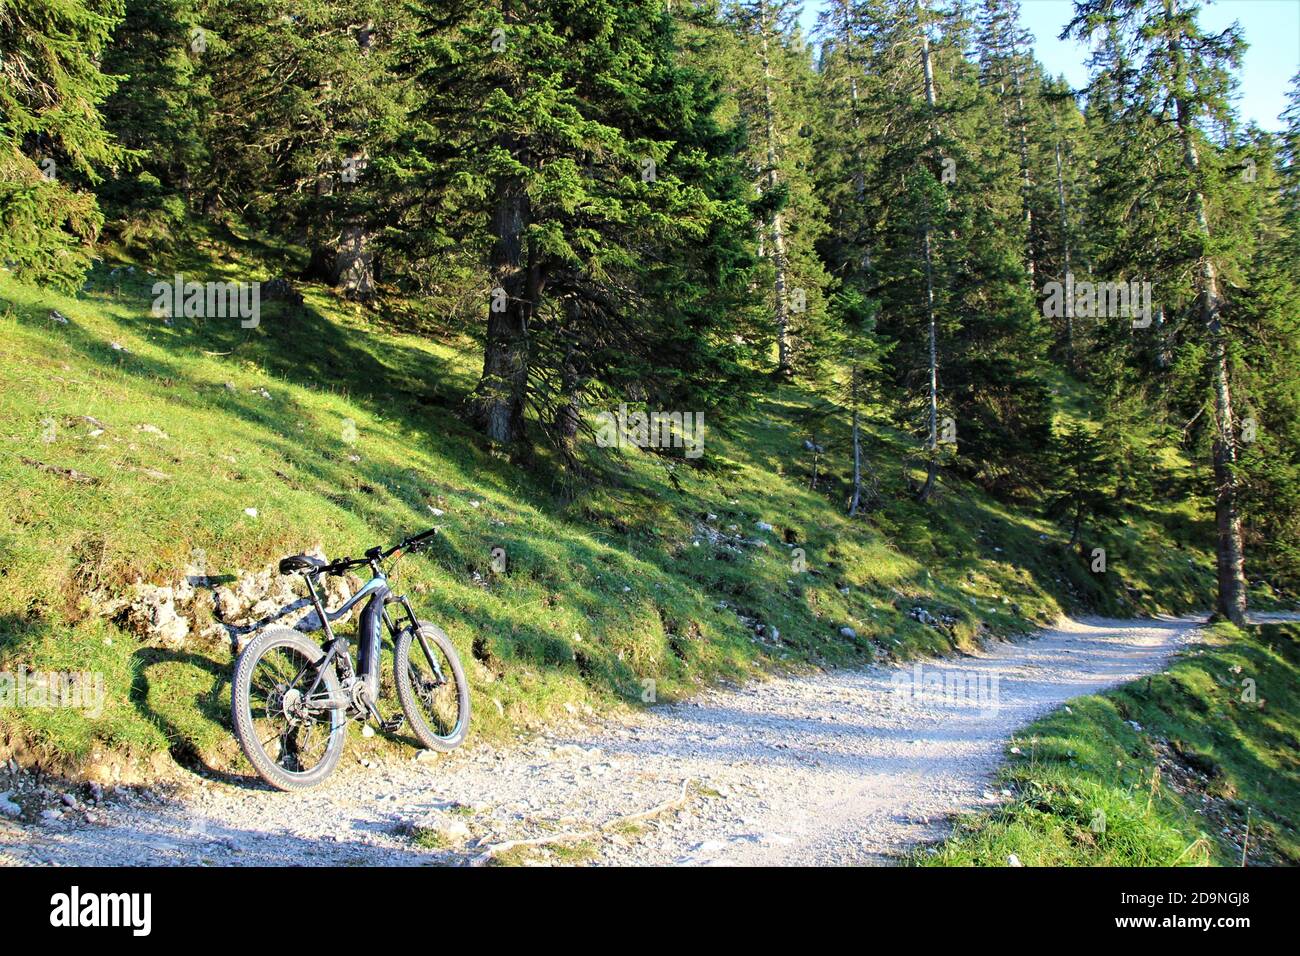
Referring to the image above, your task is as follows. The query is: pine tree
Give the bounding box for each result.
[818,0,1050,501]
[976,0,1037,277]
[389,0,752,449]
[193,0,402,293]
[1045,422,1120,553]
[726,0,832,379]
[1067,0,1249,624]
[828,287,890,514]
[1038,74,1090,363]
[98,0,209,250]
[1280,74,1300,263]
[0,0,130,289]
[817,0,952,502]
[1230,88,1300,595]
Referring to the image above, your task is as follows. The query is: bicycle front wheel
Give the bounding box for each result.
[394,622,470,752]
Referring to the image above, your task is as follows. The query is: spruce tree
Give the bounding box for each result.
[98,0,209,250]
[0,0,129,289]
[388,0,753,449]
[1067,0,1250,624]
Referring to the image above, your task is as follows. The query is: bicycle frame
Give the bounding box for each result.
[298,567,431,710]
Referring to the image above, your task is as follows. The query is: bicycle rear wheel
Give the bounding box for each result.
[232,627,346,790]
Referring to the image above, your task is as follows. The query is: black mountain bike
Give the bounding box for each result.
[231,529,470,790]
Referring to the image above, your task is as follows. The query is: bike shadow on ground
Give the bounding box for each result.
[129,646,279,791]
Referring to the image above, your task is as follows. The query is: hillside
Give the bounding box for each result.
[0,233,1222,782]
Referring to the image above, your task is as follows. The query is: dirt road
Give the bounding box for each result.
[3,614,1208,866]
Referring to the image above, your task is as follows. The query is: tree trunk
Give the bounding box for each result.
[916,3,940,504]
[469,172,533,445]
[917,223,939,503]
[849,365,863,516]
[1209,334,1247,624]
[303,244,336,283]
[334,224,376,298]
[840,0,866,203]
[760,7,792,377]
[1010,57,1035,278]
[1168,8,1247,625]
[553,308,583,461]
[1054,141,1075,361]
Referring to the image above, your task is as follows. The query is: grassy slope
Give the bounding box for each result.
[0,232,1219,779]
[917,623,1300,866]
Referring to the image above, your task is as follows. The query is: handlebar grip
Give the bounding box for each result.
[389,528,438,556]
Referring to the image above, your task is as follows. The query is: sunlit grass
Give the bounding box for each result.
[915,623,1300,866]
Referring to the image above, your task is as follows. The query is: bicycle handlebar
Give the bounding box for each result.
[319,528,438,576]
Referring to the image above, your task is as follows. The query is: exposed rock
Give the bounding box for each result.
[839,626,858,640]
[404,813,471,845]
[211,549,361,648]
[87,545,358,653]
[114,584,189,648]
[908,606,958,630]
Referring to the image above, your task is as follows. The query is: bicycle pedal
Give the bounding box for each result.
[381,715,405,733]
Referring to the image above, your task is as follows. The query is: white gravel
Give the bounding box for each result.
[3,614,1209,867]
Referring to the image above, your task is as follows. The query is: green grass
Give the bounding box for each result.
[409,827,451,851]
[0,229,1221,779]
[916,623,1300,866]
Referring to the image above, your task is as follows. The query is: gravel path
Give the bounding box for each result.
[2,614,1215,866]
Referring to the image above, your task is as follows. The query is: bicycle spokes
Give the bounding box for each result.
[249,646,335,775]
[410,648,462,739]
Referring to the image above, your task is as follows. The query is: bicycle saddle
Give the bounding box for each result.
[279,554,326,575]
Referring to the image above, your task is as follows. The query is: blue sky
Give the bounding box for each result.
[800,0,1300,130]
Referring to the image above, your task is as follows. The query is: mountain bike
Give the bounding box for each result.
[231,528,470,790]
